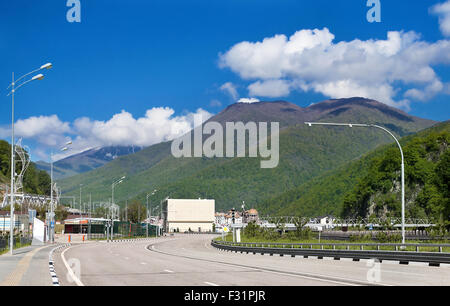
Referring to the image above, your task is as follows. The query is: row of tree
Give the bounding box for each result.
[89,199,149,223]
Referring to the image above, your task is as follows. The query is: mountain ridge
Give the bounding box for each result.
[36,145,142,179]
[58,97,438,212]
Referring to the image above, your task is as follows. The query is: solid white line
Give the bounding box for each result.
[150,242,378,286]
[164,269,174,273]
[61,246,84,286]
[204,281,219,286]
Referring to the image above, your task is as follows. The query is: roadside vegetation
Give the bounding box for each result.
[215,221,450,253]
[259,121,450,235]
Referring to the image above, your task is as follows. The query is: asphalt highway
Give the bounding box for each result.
[53,234,450,286]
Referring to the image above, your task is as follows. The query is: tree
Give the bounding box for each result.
[126,199,147,223]
[55,205,69,222]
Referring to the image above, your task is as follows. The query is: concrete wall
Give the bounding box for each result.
[168,222,213,233]
[165,199,215,232]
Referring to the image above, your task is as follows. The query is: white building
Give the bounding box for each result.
[162,199,215,233]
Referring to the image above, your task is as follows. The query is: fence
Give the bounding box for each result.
[0,236,32,253]
[87,221,159,240]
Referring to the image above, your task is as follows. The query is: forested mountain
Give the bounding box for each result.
[258,121,449,223]
[58,98,437,212]
[0,140,51,196]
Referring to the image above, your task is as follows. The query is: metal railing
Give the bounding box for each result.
[211,240,450,265]
[213,240,450,252]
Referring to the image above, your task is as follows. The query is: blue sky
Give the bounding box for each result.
[1,0,449,161]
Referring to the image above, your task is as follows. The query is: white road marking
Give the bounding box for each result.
[61,246,84,286]
[150,243,375,286]
[141,262,147,265]
[204,281,219,286]
[124,257,130,260]
[164,269,174,273]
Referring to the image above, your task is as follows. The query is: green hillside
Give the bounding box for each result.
[0,140,51,196]
[258,121,449,223]
[58,98,437,212]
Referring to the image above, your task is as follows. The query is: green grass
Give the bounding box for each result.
[215,234,450,253]
[0,241,32,256]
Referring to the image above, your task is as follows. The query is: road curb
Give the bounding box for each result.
[49,244,71,286]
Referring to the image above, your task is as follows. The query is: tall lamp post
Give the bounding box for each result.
[79,184,83,234]
[111,176,125,242]
[305,122,406,244]
[49,141,72,243]
[146,189,157,238]
[6,63,52,255]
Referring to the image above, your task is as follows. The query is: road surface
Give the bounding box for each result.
[0,245,54,286]
[53,234,450,286]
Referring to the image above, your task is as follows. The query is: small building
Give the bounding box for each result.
[64,217,109,234]
[245,208,259,223]
[162,199,215,233]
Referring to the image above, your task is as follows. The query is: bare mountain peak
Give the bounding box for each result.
[213,97,435,128]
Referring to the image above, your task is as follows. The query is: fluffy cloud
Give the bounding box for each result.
[248,79,291,98]
[431,0,450,36]
[0,115,71,147]
[0,107,213,160]
[219,26,450,109]
[237,98,260,104]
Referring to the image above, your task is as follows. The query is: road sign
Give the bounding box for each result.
[50,221,55,228]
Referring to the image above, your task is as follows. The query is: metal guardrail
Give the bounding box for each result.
[211,240,450,266]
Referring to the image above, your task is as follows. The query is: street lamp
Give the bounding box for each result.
[146,189,157,237]
[6,63,52,255]
[110,176,125,241]
[79,184,83,234]
[48,141,72,243]
[305,122,406,244]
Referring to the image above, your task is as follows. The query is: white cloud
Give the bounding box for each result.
[431,0,450,36]
[248,79,291,98]
[0,107,213,161]
[219,24,450,109]
[220,82,239,101]
[311,80,398,106]
[0,115,71,147]
[237,98,260,104]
